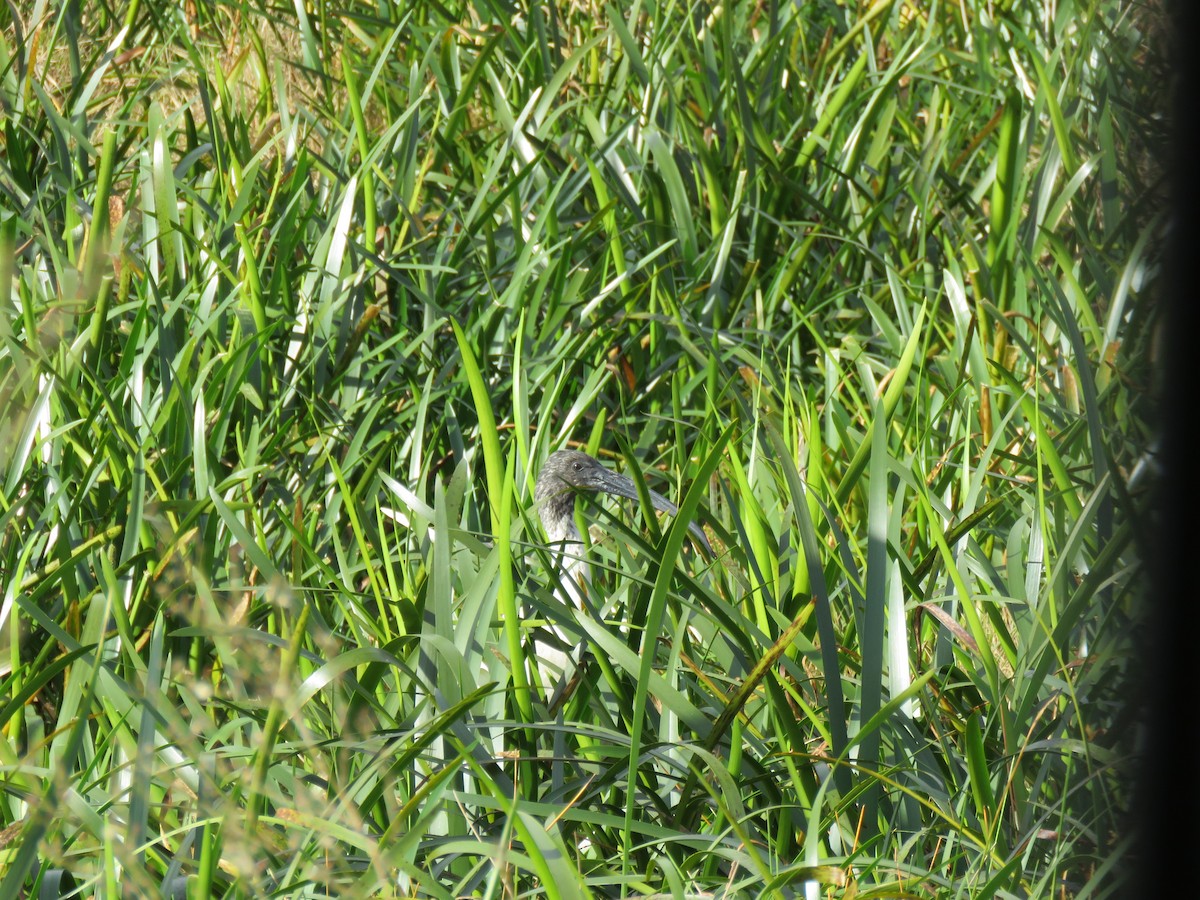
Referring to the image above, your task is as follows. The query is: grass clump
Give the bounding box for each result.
[0,0,1160,896]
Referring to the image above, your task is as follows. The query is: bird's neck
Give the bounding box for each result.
[541,491,582,544]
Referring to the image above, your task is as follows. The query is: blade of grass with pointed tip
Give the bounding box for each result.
[621,423,731,863]
[835,302,927,508]
[766,420,851,799]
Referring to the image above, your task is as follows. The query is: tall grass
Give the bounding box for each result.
[0,0,1159,896]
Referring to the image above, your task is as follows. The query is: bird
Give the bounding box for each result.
[530,449,711,702]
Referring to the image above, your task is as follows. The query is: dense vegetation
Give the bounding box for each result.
[0,0,1161,896]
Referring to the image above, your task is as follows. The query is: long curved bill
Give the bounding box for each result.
[586,468,713,557]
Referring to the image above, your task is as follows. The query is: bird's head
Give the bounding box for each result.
[534,449,711,554]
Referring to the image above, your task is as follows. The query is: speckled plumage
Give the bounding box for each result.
[530,448,711,704]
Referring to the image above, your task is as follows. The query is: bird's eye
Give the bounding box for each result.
[572,462,582,471]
